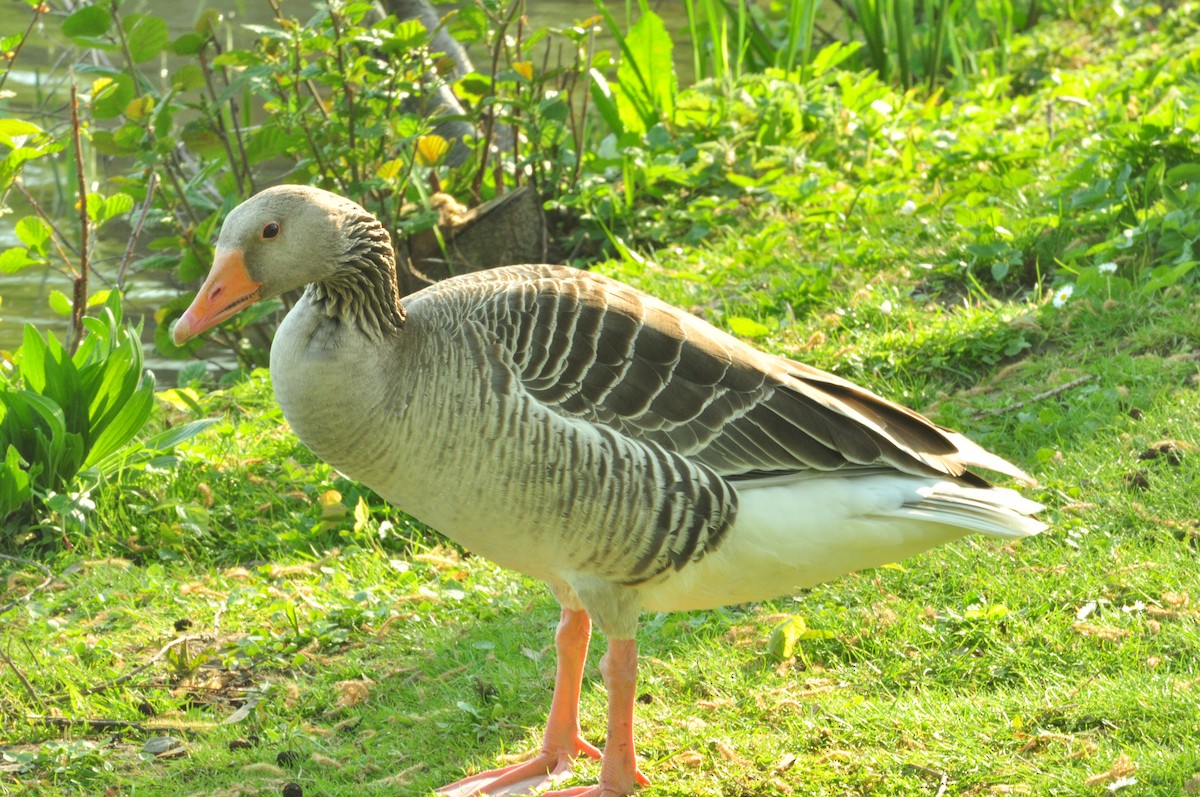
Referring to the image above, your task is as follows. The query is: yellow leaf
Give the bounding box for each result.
[768,614,806,661]
[415,134,449,167]
[125,95,154,120]
[156,387,202,410]
[318,490,346,520]
[512,61,533,80]
[376,159,405,180]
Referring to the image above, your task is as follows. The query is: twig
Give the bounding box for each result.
[971,375,1094,418]
[325,1,362,187]
[75,635,207,697]
[0,552,55,615]
[0,4,45,95]
[198,48,251,197]
[904,764,949,797]
[15,182,81,271]
[25,715,214,733]
[570,27,597,191]
[68,82,90,356]
[0,642,43,711]
[116,172,158,290]
[471,0,520,199]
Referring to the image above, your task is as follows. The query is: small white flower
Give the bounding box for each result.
[1052,284,1074,308]
[1098,261,1118,274]
[879,299,893,315]
[899,200,917,216]
[870,99,893,115]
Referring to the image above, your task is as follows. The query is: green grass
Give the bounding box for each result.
[5,2,1200,796]
[4,257,1199,797]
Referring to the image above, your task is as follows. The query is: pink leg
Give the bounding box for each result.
[542,639,649,797]
[437,608,603,797]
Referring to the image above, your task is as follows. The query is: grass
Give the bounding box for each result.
[3,272,1198,797]
[4,2,1200,796]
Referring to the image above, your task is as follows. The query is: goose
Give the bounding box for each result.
[173,185,1046,797]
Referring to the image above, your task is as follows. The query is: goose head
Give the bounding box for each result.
[173,185,391,344]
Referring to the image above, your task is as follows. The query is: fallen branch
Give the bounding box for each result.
[971,374,1094,418]
[0,552,55,615]
[25,715,216,733]
[75,635,208,697]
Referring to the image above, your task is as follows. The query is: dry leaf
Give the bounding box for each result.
[665,750,704,769]
[1084,753,1136,787]
[1073,622,1131,641]
[336,677,375,707]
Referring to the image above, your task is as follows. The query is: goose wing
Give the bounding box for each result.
[447,265,1029,486]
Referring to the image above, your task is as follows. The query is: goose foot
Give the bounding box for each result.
[436,743,601,796]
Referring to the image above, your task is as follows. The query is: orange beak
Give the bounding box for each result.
[172,248,262,345]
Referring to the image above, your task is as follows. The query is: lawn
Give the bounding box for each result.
[2,1,1200,796]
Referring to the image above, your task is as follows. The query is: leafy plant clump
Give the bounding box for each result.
[0,296,154,542]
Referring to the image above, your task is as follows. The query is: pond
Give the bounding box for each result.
[2,0,692,379]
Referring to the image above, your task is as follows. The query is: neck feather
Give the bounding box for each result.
[308,213,407,339]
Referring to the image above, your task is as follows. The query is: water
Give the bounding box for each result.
[1,0,690,379]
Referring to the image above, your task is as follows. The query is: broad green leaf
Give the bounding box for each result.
[85,383,154,468]
[244,126,300,165]
[173,33,208,57]
[62,5,112,38]
[385,19,429,51]
[99,193,135,224]
[0,247,38,273]
[0,444,33,520]
[0,118,42,147]
[588,69,624,136]
[613,10,676,134]
[92,74,136,119]
[1165,163,1200,186]
[124,14,170,62]
[448,6,488,44]
[172,64,206,92]
[48,289,73,316]
[14,217,51,253]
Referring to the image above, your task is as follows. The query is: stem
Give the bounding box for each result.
[325,1,362,187]
[68,84,90,356]
[116,172,158,290]
[198,47,251,196]
[471,1,519,199]
[0,3,45,95]
[15,183,80,267]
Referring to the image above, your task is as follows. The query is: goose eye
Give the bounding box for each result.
[262,222,280,239]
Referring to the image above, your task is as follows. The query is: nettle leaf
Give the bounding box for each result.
[14,217,51,254]
[0,118,42,148]
[124,14,170,62]
[387,19,429,51]
[98,193,135,224]
[173,32,208,56]
[85,193,105,223]
[448,6,488,44]
[92,74,136,119]
[0,248,39,273]
[172,64,206,92]
[48,290,73,316]
[62,5,113,39]
[244,126,300,165]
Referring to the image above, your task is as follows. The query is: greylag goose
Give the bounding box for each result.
[173,185,1045,797]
